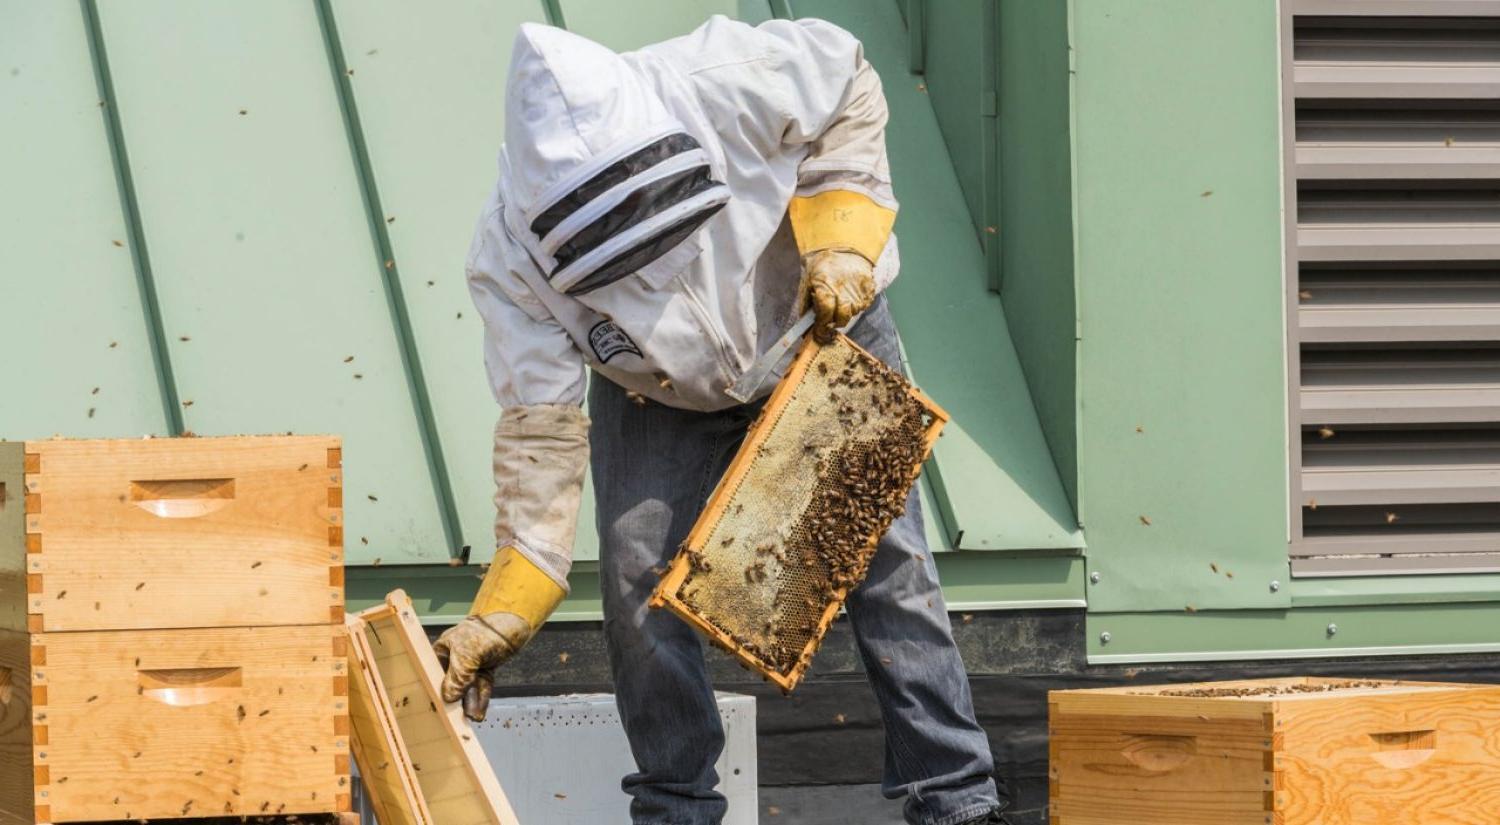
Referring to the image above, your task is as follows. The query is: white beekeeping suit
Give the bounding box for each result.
[438,15,898,720]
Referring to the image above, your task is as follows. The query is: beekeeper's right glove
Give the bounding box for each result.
[434,546,565,720]
[434,403,588,722]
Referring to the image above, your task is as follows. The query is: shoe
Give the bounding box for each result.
[957,809,1012,825]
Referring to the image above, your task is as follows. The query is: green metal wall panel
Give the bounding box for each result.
[559,0,772,49]
[0,2,168,440]
[351,553,1084,625]
[321,0,553,564]
[918,0,986,238]
[995,0,1078,509]
[94,0,449,564]
[935,553,1085,610]
[1289,574,1500,608]
[1072,0,1290,611]
[348,563,608,624]
[1088,604,1500,664]
[3,0,1087,619]
[789,0,1081,552]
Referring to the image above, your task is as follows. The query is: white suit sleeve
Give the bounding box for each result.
[466,210,589,589]
[675,17,898,263]
[757,18,896,210]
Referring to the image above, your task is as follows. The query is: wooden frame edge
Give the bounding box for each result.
[382,590,521,825]
[648,333,949,690]
[28,634,47,820]
[346,610,433,825]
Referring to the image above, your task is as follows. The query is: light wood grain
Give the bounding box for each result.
[1051,679,1500,825]
[1274,687,1500,825]
[1050,709,1271,825]
[1051,690,1274,721]
[350,591,519,825]
[382,591,519,824]
[22,624,345,822]
[1062,676,1470,699]
[347,615,430,825]
[15,436,342,632]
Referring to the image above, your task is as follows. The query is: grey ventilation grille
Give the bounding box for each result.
[1285,3,1500,576]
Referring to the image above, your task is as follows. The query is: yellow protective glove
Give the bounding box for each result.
[433,546,565,721]
[788,189,896,344]
[800,249,876,344]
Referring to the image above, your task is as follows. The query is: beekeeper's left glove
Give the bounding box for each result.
[800,250,876,345]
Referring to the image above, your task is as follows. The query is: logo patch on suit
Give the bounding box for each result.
[588,320,643,363]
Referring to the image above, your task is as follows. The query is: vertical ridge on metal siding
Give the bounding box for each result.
[319,0,554,564]
[916,0,984,231]
[1288,7,1500,576]
[785,0,1082,551]
[81,0,184,436]
[93,0,447,564]
[315,0,464,560]
[995,0,1079,509]
[541,0,568,28]
[0,2,168,439]
[905,0,1001,291]
[912,0,989,250]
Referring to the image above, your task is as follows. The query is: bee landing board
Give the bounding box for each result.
[650,334,947,691]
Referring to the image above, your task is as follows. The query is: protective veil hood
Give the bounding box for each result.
[499,23,730,295]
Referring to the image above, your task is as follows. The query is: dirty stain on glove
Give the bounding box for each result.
[800,248,876,344]
[433,612,532,722]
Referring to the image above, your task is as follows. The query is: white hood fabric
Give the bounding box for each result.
[468,16,898,414]
[465,17,897,585]
[497,24,732,296]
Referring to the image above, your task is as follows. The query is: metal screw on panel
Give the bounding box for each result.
[1099,631,1112,645]
[1269,580,1281,593]
[1089,571,1102,584]
[1326,623,1338,637]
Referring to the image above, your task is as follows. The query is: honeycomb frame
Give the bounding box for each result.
[649,333,948,691]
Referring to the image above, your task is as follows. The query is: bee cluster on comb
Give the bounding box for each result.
[652,334,946,690]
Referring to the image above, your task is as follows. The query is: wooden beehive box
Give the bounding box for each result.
[1050,677,1500,825]
[346,590,519,825]
[0,436,350,825]
[0,437,346,633]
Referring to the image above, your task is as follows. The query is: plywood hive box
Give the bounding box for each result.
[1049,677,1500,825]
[346,589,519,825]
[0,436,350,824]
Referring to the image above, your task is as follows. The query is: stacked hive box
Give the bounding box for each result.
[1050,677,1500,825]
[0,436,350,824]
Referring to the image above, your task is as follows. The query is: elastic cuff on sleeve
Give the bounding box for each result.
[505,536,573,593]
[472,545,569,628]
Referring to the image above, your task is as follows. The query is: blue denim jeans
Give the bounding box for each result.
[589,297,1000,825]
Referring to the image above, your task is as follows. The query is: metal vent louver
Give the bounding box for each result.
[1285,1,1500,576]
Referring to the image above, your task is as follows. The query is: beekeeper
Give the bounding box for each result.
[435,16,1007,825]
